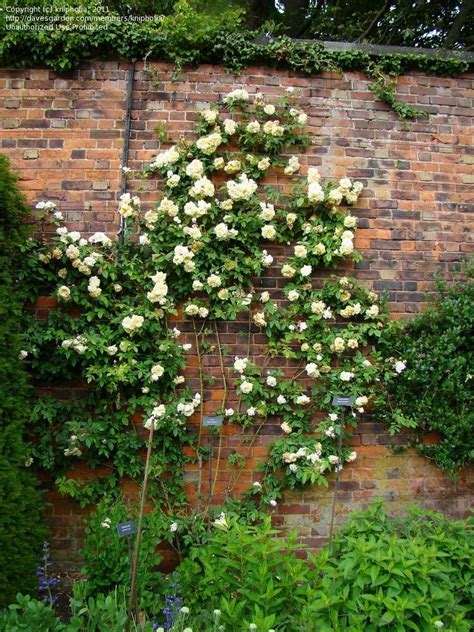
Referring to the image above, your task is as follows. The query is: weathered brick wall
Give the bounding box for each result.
[1,61,473,570]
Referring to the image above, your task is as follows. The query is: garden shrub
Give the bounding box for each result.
[80,498,166,612]
[302,503,473,632]
[175,516,316,629]
[171,504,473,631]
[0,154,46,607]
[1,504,472,630]
[374,269,474,474]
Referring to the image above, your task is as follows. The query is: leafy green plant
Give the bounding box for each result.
[374,268,474,474]
[175,516,315,628]
[0,1,469,119]
[300,503,473,631]
[80,497,166,611]
[0,154,46,607]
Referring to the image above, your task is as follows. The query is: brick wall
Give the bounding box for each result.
[1,61,473,570]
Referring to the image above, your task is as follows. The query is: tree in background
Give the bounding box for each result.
[0,154,46,607]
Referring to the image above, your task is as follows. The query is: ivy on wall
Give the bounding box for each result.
[0,0,470,120]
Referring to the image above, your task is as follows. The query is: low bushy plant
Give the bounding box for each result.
[301,503,473,631]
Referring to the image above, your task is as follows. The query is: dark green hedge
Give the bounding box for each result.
[0,154,46,607]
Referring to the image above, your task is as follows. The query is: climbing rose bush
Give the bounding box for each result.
[21,87,406,509]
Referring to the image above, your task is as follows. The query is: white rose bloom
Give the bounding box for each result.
[223,119,237,135]
[257,157,271,171]
[311,301,326,314]
[214,222,230,239]
[307,182,325,202]
[159,197,179,217]
[339,177,352,190]
[253,312,267,327]
[355,396,368,407]
[106,345,117,355]
[288,290,299,302]
[219,198,233,210]
[294,244,307,258]
[213,157,225,169]
[166,173,180,188]
[240,380,253,394]
[300,264,312,277]
[198,307,209,318]
[246,120,261,134]
[184,200,211,218]
[296,395,310,405]
[340,371,354,382]
[66,244,80,260]
[266,376,277,387]
[150,146,180,170]
[189,176,215,198]
[173,244,194,266]
[263,120,284,136]
[201,109,218,124]
[224,408,234,417]
[57,285,71,301]
[286,212,297,226]
[89,232,111,245]
[297,112,307,125]
[347,338,359,349]
[183,225,202,241]
[261,250,273,267]
[261,224,277,240]
[328,188,343,205]
[170,522,178,532]
[328,455,339,465]
[207,274,222,288]
[284,156,300,175]
[218,288,229,300]
[305,363,320,377]
[344,215,357,228]
[227,173,258,201]
[260,291,270,303]
[192,280,204,292]
[224,88,249,102]
[224,159,241,174]
[340,238,354,255]
[277,395,287,404]
[263,104,275,115]
[281,264,296,278]
[366,304,380,318]
[150,364,165,381]
[18,350,28,360]
[269,499,277,507]
[196,132,223,155]
[331,337,345,353]
[394,360,406,373]
[122,314,144,334]
[307,167,320,183]
[314,243,326,256]
[233,356,248,373]
[247,407,256,417]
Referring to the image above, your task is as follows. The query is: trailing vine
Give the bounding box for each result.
[23,88,408,516]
